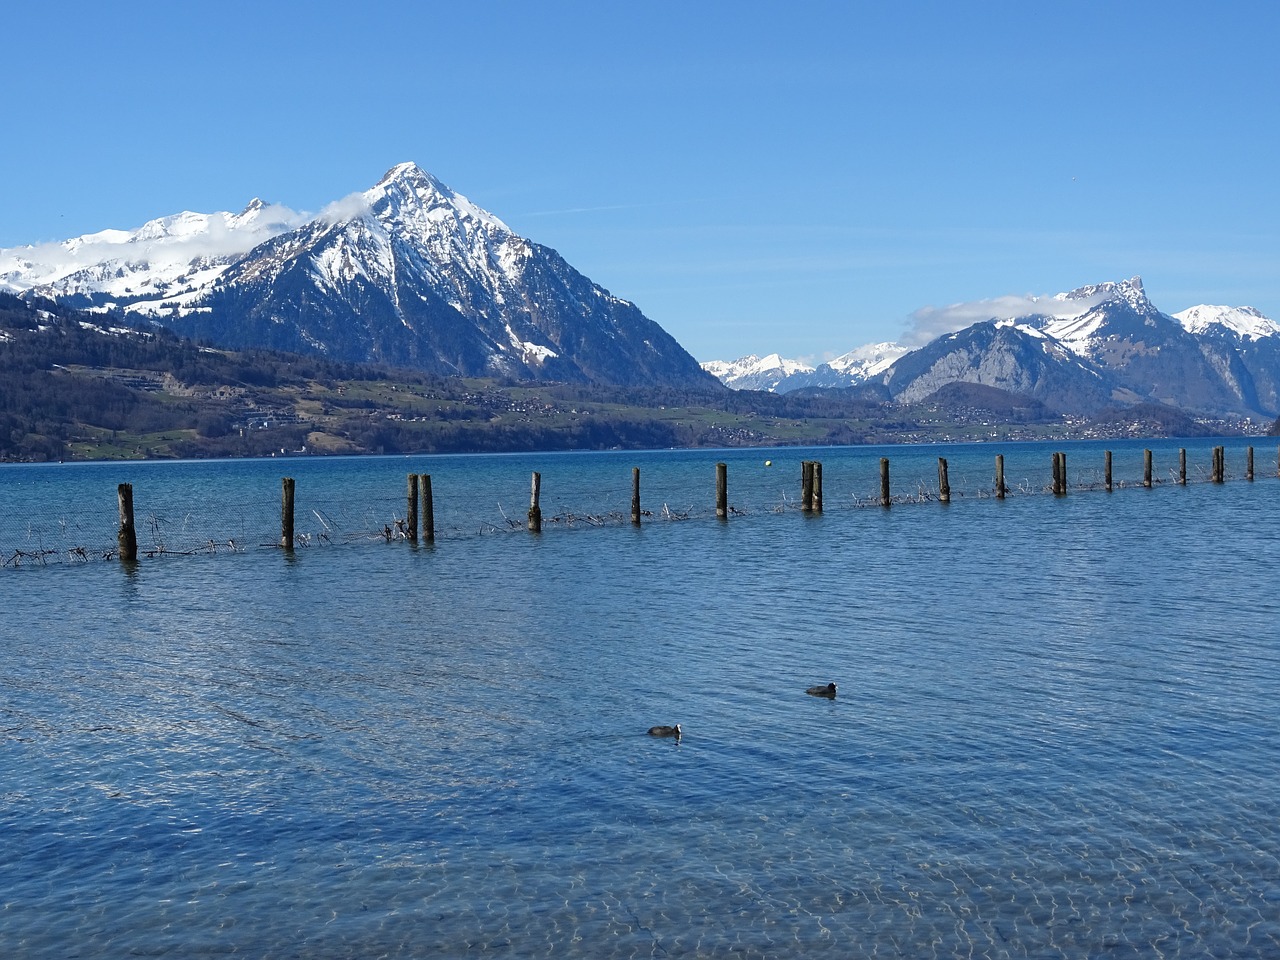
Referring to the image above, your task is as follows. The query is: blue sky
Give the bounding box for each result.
[4,2,1278,362]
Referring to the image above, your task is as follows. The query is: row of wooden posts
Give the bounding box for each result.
[112,444,1263,562]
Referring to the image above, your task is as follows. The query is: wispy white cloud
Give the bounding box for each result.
[317,193,373,224]
[902,291,1106,346]
[0,203,311,284]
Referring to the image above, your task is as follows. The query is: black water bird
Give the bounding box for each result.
[647,724,682,738]
[806,683,837,698]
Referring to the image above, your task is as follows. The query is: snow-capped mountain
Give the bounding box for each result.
[701,353,815,391]
[0,164,717,388]
[705,277,1280,419]
[0,200,310,308]
[884,277,1280,417]
[702,342,907,393]
[1173,304,1280,341]
[826,341,909,381]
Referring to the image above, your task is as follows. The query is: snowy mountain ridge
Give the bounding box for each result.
[0,199,310,306]
[706,276,1279,401]
[1172,303,1280,341]
[0,163,715,387]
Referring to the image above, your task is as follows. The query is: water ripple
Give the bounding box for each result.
[3,446,1280,956]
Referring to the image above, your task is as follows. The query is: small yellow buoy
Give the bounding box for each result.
[765,460,772,467]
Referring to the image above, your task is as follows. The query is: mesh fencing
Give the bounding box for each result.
[1,444,1269,569]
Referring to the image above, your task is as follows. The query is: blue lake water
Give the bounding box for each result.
[3,439,1279,957]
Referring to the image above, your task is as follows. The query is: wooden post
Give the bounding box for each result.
[1247,446,1255,481]
[1104,450,1112,492]
[938,457,950,504]
[995,454,1006,499]
[420,474,435,542]
[716,462,728,519]
[280,477,295,550]
[631,467,642,525]
[879,457,890,507]
[117,482,138,562]
[1052,452,1063,495]
[1143,449,1153,489]
[801,460,814,512]
[406,474,419,543]
[1213,446,1225,483]
[813,461,823,513]
[1060,452,1067,494]
[1179,448,1187,486]
[528,471,542,532]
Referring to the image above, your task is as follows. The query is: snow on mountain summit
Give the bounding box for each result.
[367,162,511,233]
[1173,304,1280,341]
[700,354,815,391]
[0,197,310,301]
[1053,275,1151,313]
[827,341,908,379]
[1038,275,1160,355]
[0,162,520,315]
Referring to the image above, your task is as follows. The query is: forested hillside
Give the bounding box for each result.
[0,293,902,461]
[0,293,1260,463]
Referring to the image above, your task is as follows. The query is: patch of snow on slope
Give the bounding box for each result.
[505,324,559,361]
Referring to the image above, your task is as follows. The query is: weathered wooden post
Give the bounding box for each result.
[406,474,419,543]
[801,460,814,512]
[813,461,823,513]
[280,477,295,550]
[995,454,1006,499]
[938,457,950,504]
[1247,446,1255,481]
[117,482,138,563]
[1213,446,1225,483]
[1143,449,1153,489]
[1052,452,1064,495]
[631,467,642,525]
[880,457,891,507]
[1179,448,1187,486]
[1104,450,1113,492]
[528,471,542,532]
[716,462,728,519]
[420,474,435,542]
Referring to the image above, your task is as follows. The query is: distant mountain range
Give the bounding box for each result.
[0,163,718,389]
[703,341,908,393]
[5,174,1277,425]
[705,277,1280,421]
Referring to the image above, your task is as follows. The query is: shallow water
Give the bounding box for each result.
[3,440,1279,957]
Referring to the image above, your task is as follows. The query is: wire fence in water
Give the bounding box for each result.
[1,443,1271,569]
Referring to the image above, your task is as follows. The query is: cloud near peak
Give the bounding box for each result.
[901,291,1105,346]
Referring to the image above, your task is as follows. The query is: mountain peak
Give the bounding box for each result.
[1058,275,1150,311]
[367,162,509,232]
[376,161,438,190]
[1174,303,1280,341]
